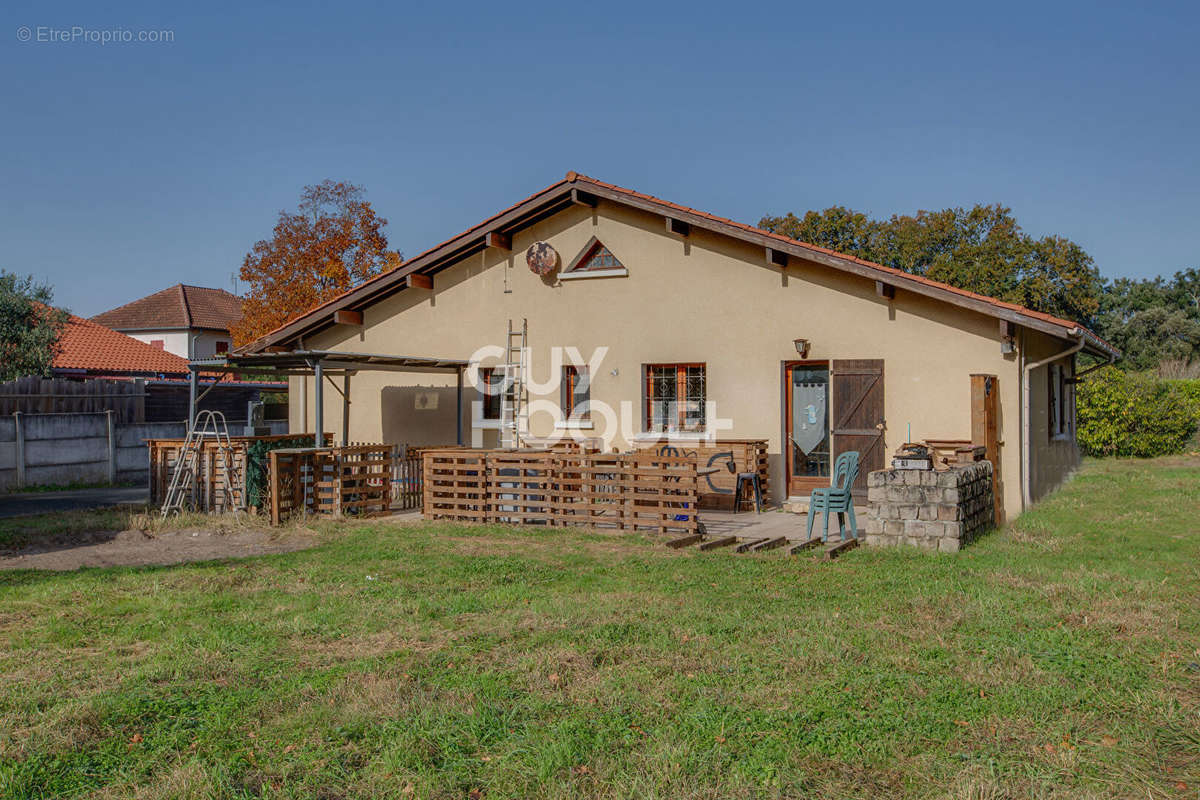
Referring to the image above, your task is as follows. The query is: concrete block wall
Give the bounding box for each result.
[864,461,994,552]
[0,413,291,492]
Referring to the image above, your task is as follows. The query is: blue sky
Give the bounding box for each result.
[2,0,1197,317]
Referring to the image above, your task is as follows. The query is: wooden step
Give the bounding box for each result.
[698,535,737,551]
[735,537,769,553]
[749,536,789,553]
[789,537,823,554]
[666,533,704,549]
[824,537,860,560]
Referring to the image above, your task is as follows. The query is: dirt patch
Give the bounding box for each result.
[0,526,319,571]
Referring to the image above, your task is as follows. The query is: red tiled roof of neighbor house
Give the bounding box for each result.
[248,172,1117,357]
[92,284,243,332]
[53,314,192,374]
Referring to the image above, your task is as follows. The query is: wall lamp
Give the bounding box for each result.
[793,338,810,358]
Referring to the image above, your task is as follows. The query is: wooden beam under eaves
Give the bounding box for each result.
[998,319,1015,339]
[406,273,433,290]
[570,188,597,207]
[485,231,511,251]
[875,280,895,300]
[665,217,690,237]
[766,247,788,267]
[333,310,362,326]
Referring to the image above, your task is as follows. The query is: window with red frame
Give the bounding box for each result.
[478,367,503,421]
[561,365,591,421]
[644,363,706,433]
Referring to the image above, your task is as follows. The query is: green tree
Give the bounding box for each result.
[0,272,68,383]
[1093,268,1200,371]
[759,204,1103,323]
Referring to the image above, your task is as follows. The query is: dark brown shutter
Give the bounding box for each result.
[831,359,885,491]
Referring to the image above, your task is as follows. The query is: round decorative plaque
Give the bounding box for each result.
[525,241,559,276]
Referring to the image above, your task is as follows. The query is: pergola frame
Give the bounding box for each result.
[188,350,469,447]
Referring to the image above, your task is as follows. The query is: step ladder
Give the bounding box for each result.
[499,318,528,449]
[160,410,246,518]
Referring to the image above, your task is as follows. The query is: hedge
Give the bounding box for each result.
[1076,368,1200,457]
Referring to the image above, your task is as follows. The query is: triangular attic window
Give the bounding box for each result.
[573,241,623,272]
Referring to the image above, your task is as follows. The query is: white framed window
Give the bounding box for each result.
[559,236,628,280]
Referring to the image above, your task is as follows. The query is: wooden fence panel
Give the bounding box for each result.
[421,450,699,535]
[267,444,393,524]
[488,450,557,526]
[0,376,146,422]
[422,450,489,523]
[632,439,768,510]
[147,438,248,511]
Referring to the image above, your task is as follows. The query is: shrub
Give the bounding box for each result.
[1076,368,1200,457]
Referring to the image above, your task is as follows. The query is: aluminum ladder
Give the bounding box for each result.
[160,410,246,518]
[499,318,528,449]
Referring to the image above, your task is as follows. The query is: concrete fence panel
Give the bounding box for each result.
[0,412,193,493]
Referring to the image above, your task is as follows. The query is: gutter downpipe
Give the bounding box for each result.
[1021,332,1085,512]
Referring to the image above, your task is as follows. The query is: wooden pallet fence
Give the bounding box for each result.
[393,444,464,511]
[267,449,307,524]
[147,437,250,512]
[421,450,699,534]
[422,449,489,523]
[632,438,769,510]
[267,444,393,525]
[489,450,558,525]
[148,432,312,507]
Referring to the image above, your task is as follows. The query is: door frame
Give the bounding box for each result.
[784,359,832,497]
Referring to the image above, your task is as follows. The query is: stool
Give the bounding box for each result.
[734,472,763,513]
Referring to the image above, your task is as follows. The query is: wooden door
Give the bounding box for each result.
[831,359,885,491]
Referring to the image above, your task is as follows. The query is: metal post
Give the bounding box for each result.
[341,374,350,446]
[456,367,463,446]
[187,368,197,430]
[313,361,324,447]
[13,412,25,489]
[105,410,117,485]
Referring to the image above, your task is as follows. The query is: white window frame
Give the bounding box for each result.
[559,235,629,280]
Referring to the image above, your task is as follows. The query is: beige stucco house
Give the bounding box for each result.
[246,172,1117,520]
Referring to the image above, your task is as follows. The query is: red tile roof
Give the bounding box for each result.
[248,172,1116,357]
[53,314,191,374]
[92,284,243,332]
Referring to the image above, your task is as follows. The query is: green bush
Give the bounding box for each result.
[1076,368,1200,457]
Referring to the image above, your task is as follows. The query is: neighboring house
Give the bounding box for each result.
[53,313,193,378]
[47,314,282,422]
[92,284,242,360]
[246,172,1118,520]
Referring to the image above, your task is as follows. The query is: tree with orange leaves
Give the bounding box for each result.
[231,180,401,347]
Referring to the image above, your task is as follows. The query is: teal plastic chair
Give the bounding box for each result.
[806,451,860,542]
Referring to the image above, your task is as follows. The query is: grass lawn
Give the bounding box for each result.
[1,457,1197,799]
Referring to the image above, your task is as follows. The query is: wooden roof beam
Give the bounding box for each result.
[333,310,363,326]
[570,188,597,207]
[406,273,433,290]
[665,217,690,237]
[485,231,511,251]
[875,280,895,300]
[766,247,788,268]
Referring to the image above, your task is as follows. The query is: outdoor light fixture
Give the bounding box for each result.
[793,338,810,358]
